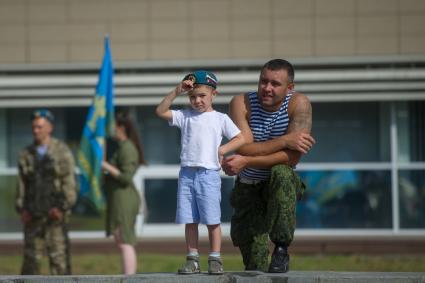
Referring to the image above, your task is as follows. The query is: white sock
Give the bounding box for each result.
[188,250,199,257]
[209,252,220,258]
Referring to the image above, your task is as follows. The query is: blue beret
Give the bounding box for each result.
[183,70,218,89]
[31,109,54,123]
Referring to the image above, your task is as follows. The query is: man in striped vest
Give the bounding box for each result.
[222,59,315,273]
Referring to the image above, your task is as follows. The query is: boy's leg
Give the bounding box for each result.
[176,168,201,274]
[185,223,199,254]
[207,224,223,274]
[196,168,223,274]
[207,224,221,253]
[178,223,200,274]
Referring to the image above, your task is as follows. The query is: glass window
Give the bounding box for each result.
[145,179,178,223]
[0,175,20,232]
[136,106,181,165]
[302,102,391,162]
[399,170,425,228]
[296,170,392,228]
[398,102,425,162]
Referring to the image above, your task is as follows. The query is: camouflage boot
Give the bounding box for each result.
[268,244,290,273]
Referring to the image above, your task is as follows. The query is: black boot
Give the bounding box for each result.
[268,244,289,273]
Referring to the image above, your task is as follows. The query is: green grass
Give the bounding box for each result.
[1,253,425,275]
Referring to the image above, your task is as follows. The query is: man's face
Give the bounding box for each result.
[257,68,294,111]
[32,117,53,144]
[188,85,216,112]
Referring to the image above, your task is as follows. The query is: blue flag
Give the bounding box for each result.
[78,37,115,211]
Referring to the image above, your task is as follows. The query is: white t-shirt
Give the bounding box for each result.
[170,109,241,170]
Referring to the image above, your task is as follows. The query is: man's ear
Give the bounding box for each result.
[288,83,295,92]
[47,122,54,134]
[212,89,218,97]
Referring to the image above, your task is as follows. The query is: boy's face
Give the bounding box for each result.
[188,85,216,112]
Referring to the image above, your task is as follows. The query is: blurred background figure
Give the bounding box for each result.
[102,112,145,275]
[15,109,77,275]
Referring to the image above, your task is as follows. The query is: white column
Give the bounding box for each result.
[390,102,400,233]
[0,109,7,167]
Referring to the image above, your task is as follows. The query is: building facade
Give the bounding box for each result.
[0,0,424,238]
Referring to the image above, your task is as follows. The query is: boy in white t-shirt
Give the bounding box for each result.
[156,70,245,275]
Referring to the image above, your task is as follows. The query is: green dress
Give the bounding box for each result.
[104,140,141,245]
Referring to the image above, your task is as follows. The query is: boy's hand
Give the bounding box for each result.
[176,79,194,95]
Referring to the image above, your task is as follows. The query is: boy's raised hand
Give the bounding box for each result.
[176,77,195,94]
[156,75,195,121]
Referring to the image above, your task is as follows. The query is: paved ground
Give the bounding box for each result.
[1,271,425,282]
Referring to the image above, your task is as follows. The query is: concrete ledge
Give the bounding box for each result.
[1,271,425,283]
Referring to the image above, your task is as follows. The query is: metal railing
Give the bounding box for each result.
[2,161,425,240]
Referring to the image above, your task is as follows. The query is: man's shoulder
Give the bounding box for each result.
[230,92,252,110]
[232,92,254,101]
[288,92,311,108]
[51,138,70,149]
[290,92,310,103]
[18,145,33,158]
[50,138,73,157]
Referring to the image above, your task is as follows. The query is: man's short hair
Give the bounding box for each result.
[262,59,295,83]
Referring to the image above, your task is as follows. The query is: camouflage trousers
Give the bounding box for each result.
[21,218,71,275]
[230,165,305,271]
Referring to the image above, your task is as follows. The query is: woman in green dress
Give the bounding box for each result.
[102,112,145,274]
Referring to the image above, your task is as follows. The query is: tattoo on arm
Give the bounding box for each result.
[287,95,312,133]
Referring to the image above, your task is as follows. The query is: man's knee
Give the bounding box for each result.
[239,234,269,271]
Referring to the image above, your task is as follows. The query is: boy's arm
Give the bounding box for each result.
[218,133,245,158]
[155,80,194,121]
[155,88,178,121]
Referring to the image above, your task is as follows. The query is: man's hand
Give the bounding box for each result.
[222,154,248,176]
[48,207,63,221]
[283,131,315,154]
[21,210,32,224]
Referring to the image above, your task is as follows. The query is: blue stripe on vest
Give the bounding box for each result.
[239,91,292,180]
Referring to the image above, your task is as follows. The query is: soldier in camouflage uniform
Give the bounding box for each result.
[222,59,314,272]
[15,109,77,275]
